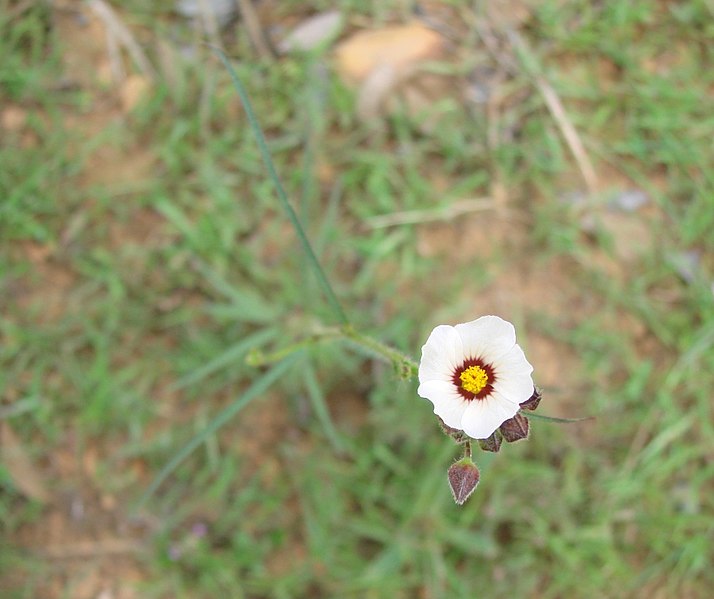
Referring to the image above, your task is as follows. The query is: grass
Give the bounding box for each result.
[1,1,713,597]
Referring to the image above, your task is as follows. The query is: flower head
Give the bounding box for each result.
[418,315,534,439]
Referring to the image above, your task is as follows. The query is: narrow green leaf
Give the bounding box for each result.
[134,355,299,510]
[302,358,347,453]
[214,47,349,326]
[522,411,594,424]
[172,328,277,390]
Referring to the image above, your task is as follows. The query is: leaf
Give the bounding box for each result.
[1,421,50,503]
[215,49,349,325]
[334,23,444,83]
[134,355,299,509]
[277,11,344,54]
[172,328,277,390]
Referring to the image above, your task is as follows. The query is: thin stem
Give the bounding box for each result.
[246,328,343,366]
[341,325,419,379]
[215,48,349,326]
[245,325,420,381]
[522,411,594,424]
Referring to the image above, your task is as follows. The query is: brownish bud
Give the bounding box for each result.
[437,417,469,445]
[520,387,542,411]
[447,458,480,505]
[499,413,530,442]
[478,430,502,453]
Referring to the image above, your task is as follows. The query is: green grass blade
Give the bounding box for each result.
[301,357,347,454]
[215,48,349,326]
[134,355,299,510]
[171,328,277,390]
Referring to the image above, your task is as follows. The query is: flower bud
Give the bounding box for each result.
[437,417,469,445]
[447,457,480,505]
[499,412,529,442]
[478,430,502,453]
[519,387,542,411]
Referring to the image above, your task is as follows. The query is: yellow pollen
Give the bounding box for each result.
[460,365,489,395]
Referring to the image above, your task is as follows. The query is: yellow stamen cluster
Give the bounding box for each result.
[459,365,489,395]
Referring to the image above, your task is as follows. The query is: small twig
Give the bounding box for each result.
[534,75,598,193]
[365,198,499,229]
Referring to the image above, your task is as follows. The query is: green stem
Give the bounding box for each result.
[215,49,349,326]
[340,326,419,379]
[521,411,593,424]
[246,328,343,366]
[246,325,419,380]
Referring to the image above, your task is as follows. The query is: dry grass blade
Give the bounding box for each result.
[235,0,275,59]
[506,28,599,194]
[534,75,598,193]
[88,0,156,79]
[197,0,222,50]
[33,539,144,559]
[365,198,498,228]
[474,17,598,194]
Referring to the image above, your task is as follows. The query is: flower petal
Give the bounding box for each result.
[419,325,463,384]
[455,315,516,363]
[493,343,534,375]
[417,379,468,429]
[491,344,534,404]
[460,390,520,439]
[494,372,534,405]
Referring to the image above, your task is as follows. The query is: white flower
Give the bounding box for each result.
[418,315,534,439]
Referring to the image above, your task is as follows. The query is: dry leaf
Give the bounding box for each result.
[1,106,28,131]
[335,22,444,84]
[120,74,151,112]
[277,10,343,54]
[334,22,449,122]
[1,421,50,503]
